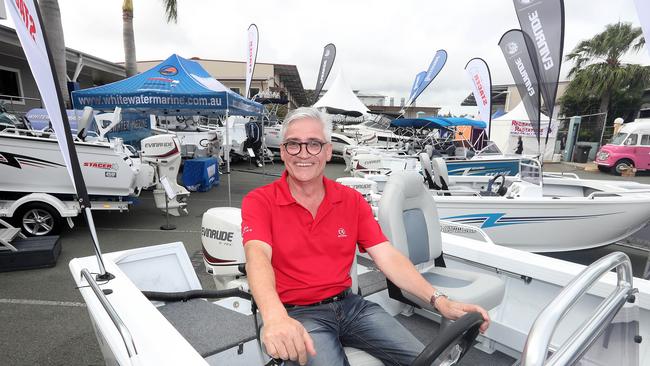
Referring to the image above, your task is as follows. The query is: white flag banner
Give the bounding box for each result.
[6,0,79,191]
[464,58,492,135]
[245,24,259,99]
[634,0,650,57]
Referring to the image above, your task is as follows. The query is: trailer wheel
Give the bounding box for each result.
[15,203,62,237]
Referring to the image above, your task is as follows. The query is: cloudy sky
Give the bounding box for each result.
[2,0,649,114]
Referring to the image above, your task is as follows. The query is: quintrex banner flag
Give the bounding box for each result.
[245,24,259,99]
[6,0,90,204]
[407,49,447,107]
[408,71,426,104]
[314,43,336,99]
[499,29,541,143]
[464,58,492,136]
[512,0,564,142]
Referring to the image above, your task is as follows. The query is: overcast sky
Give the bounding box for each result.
[2,0,649,114]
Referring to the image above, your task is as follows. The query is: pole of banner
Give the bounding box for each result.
[83,207,113,280]
[226,109,232,207]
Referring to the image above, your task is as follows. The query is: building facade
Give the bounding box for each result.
[0,24,125,116]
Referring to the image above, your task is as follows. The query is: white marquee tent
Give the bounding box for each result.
[313,71,369,116]
[489,102,558,161]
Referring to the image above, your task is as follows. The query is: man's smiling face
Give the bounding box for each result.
[280,117,332,184]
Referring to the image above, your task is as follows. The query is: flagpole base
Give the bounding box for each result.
[160,224,177,231]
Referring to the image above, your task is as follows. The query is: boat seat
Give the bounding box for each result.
[157,298,257,358]
[420,155,464,193]
[377,171,505,312]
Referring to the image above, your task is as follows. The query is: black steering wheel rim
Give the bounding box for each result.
[486,174,506,196]
[411,312,484,366]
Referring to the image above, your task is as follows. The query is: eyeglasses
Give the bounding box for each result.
[282,140,327,156]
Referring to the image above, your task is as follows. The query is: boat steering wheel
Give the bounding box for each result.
[486,174,507,196]
[411,312,484,366]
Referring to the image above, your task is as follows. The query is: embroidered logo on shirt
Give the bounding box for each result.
[337,228,347,238]
[242,225,252,234]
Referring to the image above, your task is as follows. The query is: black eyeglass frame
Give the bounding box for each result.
[281,140,328,156]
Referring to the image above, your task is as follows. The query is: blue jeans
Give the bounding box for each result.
[285,293,424,366]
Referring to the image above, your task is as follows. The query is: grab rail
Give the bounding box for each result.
[543,172,580,179]
[80,268,138,359]
[587,189,650,199]
[521,252,635,366]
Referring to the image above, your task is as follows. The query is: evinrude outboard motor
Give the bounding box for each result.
[201,207,248,290]
[336,177,380,215]
[140,134,190,216]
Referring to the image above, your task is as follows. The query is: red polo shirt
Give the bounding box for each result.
[241,171,387,305]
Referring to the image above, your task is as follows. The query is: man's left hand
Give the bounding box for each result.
[434,297,490,333]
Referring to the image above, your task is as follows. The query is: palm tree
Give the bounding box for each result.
[39,0,69,106]
[123,0,178,77]
[564,22,650,118]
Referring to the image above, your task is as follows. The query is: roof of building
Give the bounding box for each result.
[274,63,307,106]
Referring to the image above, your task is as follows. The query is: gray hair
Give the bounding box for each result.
[281,107,332,142]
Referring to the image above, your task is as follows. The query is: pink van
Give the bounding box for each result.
[595,119,650,174]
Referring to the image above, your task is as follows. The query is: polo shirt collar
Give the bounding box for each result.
[275,170,343,206]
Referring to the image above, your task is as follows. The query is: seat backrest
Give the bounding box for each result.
[430,157,450,190]
[418,153,436,189]
[349,253,359,295]
[378,171,443,266]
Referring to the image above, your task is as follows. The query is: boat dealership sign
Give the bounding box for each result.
[510,119,558,137]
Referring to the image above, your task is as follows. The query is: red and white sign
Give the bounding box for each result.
[510,119,558,137]
[464,58,491,135]
[245,24,259,99]
[6,0,78,188]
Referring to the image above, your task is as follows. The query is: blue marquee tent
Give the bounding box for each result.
[71,54,263,116]
[391,116,486,129]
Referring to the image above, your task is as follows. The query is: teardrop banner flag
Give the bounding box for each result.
[7,0,109,276]
[512,0,564,143]
[407,71,426,105]
[464,58,492,137]
[634,0,650,57]
[6,0,89,204]
[245,24,259,99]
[499,29,541,144]
[407,49,448,107]
[314,43,336,100]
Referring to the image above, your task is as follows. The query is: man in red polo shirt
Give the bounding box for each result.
[242,107,489,366]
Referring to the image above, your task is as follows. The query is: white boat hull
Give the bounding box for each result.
[0,133,147,197]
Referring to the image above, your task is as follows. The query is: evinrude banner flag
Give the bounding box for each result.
[464,58,492,136]
[407,49,447,107]
[513,0,564,144]
[499,29,541,143]
[245,24,259,99]
[634,0,650,57]
[6,0,89,203]
[407,71,426,105]
[314,43,336,100]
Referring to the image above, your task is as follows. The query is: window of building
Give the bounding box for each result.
[231,87,241,95]
[641,135,650,146]
[250,88,260,97]
[0,66,23,103]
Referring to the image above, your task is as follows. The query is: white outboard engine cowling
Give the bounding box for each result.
[202,207,248,290]
[140,134,190,216]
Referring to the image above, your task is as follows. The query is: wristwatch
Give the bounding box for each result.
[430,290,448,310]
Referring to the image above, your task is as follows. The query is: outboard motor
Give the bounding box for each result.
[350,153,383,174]
[336,177,380,215]
[201,207,248,290]
[140,134,190,216]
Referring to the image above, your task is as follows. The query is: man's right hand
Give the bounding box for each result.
[262,316,316,365]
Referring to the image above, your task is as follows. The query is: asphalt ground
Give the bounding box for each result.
[1,160,649,366]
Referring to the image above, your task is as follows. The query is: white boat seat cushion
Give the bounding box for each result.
[378,171,505,311]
